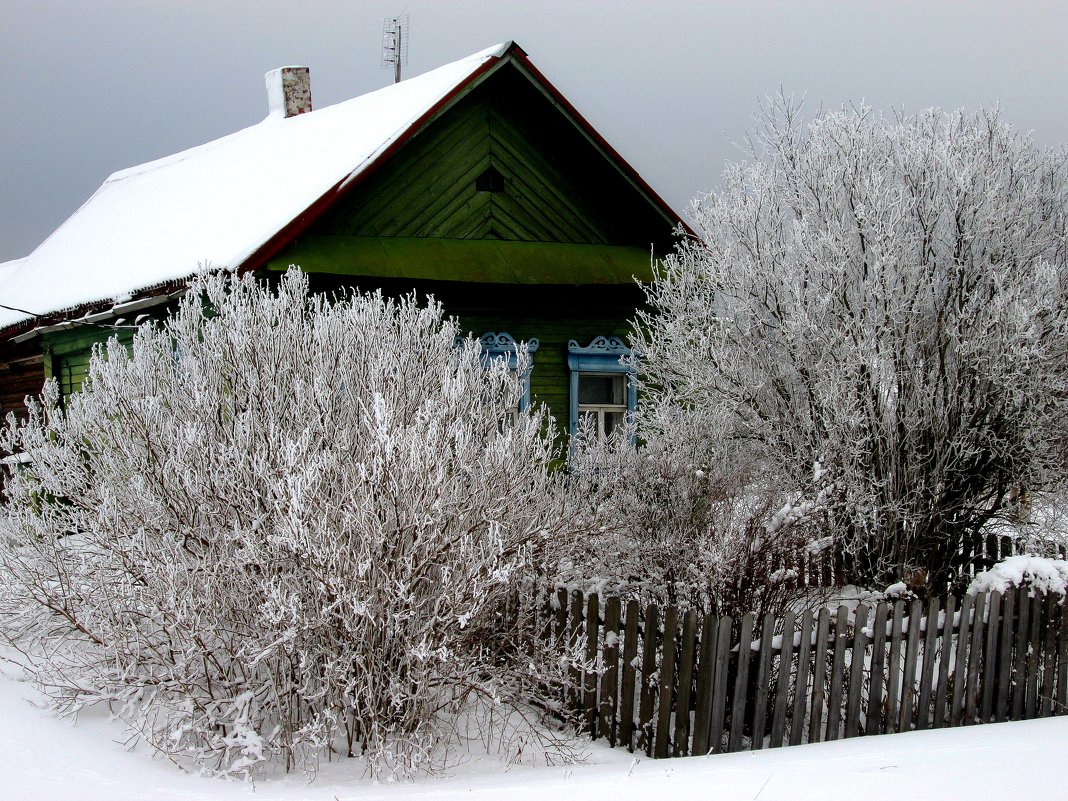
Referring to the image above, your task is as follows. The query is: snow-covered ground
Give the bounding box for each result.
[1,666,1063,801]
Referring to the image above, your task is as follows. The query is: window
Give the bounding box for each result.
[567,336,637,441]
[477,332,539,424]
[475,166,505,193]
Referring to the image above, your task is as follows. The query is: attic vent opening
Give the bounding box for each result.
[475,166,505,193]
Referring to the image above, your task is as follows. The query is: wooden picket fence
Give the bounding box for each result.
[777,532,1067,591]
[551,587,1068,757]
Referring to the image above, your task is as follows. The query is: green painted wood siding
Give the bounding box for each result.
[269,237,654,285]
[43,327,134,400]
[316,92,617,245]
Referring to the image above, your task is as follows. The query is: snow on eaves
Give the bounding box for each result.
[0,43,510,332]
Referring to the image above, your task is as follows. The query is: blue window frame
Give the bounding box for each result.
[567,336,637,441]
[477,332,539,418]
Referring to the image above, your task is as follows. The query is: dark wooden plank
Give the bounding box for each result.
[916,597,941,730]
[844,604,869,739]
[654,606,679,759]
[771,610,797,747]
[585,593,601,737]
[865,601,890,734]
[751,612,776,750]
[964,592,987,725]
[1058,600,1068,714]
[599,596,622,744]
[672,610,699,756]
[1025,591,1044,718]
[826,605,850,741]
[933,594,956,728]
[568,589,584,715]
[899,599,923,732]
[730,614,755,752]
[1012,591,1031,720]
[886,601,906,733]
[637,603,659,756]
[808,608,831,744]
[709,615,733,753]
[949,592,974,727]
[1040,593,1058,718]
[618,599,640,752]
[789,610,814,746]
[691,613,718,756]
[995,589,1015,723]
[980,591,1001,723]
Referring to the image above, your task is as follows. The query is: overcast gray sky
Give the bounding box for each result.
[2,0,1066,262]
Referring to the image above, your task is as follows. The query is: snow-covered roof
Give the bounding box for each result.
[0,43,511,332]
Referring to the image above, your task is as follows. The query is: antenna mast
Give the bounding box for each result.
[381,14,409,83]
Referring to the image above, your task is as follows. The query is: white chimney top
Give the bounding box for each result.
[265,66,312,118]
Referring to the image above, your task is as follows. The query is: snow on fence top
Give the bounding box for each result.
[0,43,511,332]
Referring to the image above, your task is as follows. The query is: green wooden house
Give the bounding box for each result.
[0,42,683,439]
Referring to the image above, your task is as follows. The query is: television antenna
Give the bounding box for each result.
[381,13,409,83]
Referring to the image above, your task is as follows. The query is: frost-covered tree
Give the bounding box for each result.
[636,101,1068,588]
[0,269,580,778]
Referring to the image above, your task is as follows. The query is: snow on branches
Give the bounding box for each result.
[0,269,580,778]
[635,99,1068,589]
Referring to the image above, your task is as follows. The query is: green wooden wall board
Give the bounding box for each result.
[43,327,134,398]
[268,236,654,285]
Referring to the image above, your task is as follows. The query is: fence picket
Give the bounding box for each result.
[691,613,717,755]
[1012,591,1031,720]
[899,599,923,732]
[568,590,584,715]
[1025,592,1043,718]
[933,594,956,728]
[600,596,621,744]
[964,592,987,725]
[916,597,940,730]
[844,604,869,738]
[789,610,814,746]
[826,605,850,741]
[770,610,796,747]
[995,589,1015,723]
[709,615,732,753]
[980,591,1001,723]
[1057,601,1068,713]
[862,606,888,739]
[751,613,776,750]
[729,614,756,751]
[809,608,831,744]
[672,610,698,756]
[949,592,974,727]
[637,603,659,755]
[886,601,905,733]
[618,599,640,751]
[654,607,679,759]
[585,593,601,736]
[1040,594,1057,718]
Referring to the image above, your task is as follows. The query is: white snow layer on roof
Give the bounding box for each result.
[0,43,510,331]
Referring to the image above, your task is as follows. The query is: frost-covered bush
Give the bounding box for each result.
[565,402,833,621]
[0,269,580,778]
[637,100,1068,589]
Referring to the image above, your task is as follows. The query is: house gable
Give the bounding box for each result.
[268,59,677,283]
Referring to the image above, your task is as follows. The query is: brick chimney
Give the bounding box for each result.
[265,66,312,118]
